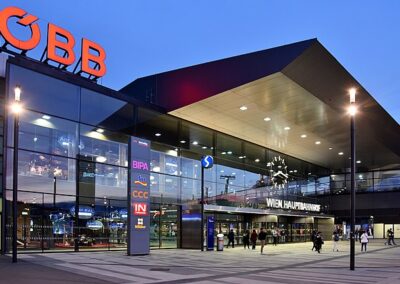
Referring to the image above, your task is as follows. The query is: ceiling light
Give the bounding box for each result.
[338,152,344,156]
[255,159,260,162]
[155,133,161,137]
[356,160,361,164]
[264,117,271,122]
[300,134,307,138]
[96,128,104,133]
[221,152,226,155]
[227,151,232,154]
[284,127,290,130]
[239,156,244,159]
[329,147,333,150]
[192,141,198,145]
[202,146,207,149]
[96,156,107,163]
[315,141,321,145]
[239,106,247,111]
[42,115,51,120]
[180,140,186,144]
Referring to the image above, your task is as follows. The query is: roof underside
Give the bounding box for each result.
[121,39,400,171]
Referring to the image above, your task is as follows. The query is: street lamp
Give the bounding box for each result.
[348,88,357,271]
[11,85,23,263]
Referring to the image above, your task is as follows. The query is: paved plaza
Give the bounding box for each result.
[1,240,399,284]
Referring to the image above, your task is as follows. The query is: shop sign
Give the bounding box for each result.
[128,137,151,255]
[0,6,106,78]
[266,198,321,212]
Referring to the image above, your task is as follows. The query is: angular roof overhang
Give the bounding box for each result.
[121,39,400,171]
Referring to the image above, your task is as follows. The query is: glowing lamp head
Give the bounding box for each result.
[14,86,21,101]
[349,88,356,103]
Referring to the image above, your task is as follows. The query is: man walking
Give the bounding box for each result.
[227,229,235,248]
[258,228,267,254]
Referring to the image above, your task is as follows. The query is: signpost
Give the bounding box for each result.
[207,216,215,251]
[200,155,213,251]
[128,137,151,255]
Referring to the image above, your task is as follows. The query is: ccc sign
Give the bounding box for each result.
[0,6,106,78]
[132,190,149,199]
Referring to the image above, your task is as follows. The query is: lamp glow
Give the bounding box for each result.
[348,105,357,116]
[11,102,23,114]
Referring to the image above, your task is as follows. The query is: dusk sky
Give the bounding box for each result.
[2,1,399,123]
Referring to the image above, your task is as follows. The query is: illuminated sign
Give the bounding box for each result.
[134,175,148,187]
[132,190,149,199]
[0,6,106,78]
[266,198,321,212]
[133,202,148,216]
[135,218,146,229]
[129,137,150,255]
[132,160,149,171]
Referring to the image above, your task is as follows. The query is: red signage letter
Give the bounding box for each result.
[47,23,75,66]
[0,6,40,50]
[81,38,106,77]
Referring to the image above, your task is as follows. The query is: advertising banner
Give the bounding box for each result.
[207,216,215,251]
[128,137,151,255]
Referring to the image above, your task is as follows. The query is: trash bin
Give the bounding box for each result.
[217,233,224,251]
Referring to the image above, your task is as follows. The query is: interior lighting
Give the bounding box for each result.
[192,141,198,145]
[356,160,361,164]
[96,156,107,163]
[42,115,51,120]
[264,117,271,122]
[300,134,307,138]
[338,152,344,156]
[239,106,247,111]
[315,141,321,145]
[284,126,290,130]
[155,133,161,137]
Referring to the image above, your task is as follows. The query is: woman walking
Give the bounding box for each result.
[242,230,250,249]
[360,230,369,252]
[250,229,258,250]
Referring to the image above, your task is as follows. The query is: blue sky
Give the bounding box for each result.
[1,0,399,123]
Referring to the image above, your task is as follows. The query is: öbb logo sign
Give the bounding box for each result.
[0,6,106,78]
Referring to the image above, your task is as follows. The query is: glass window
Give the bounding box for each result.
[18,110,78,158]
[17,150,76,195]
[9,65,80,120]
[79,124,128,167]
[80,88,134,130]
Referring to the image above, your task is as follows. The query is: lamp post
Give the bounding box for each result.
[11,86,22,263]
[349,88,357,271]
[200,155,213,251]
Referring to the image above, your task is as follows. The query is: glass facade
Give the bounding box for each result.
[1,60,400,254]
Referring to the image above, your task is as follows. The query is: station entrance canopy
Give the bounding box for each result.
[121,39,400,171]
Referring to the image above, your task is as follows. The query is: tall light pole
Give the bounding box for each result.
[11,86,22,263]
[349,88,357,271]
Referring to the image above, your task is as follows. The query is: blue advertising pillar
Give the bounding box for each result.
[128,137,151,255]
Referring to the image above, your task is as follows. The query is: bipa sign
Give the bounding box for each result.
[0,6,106,78]
[132,160,149,171]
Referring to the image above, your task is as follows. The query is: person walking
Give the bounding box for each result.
[332,230,339,252]
[250,229,258,250]
[311,230,317,251]
[360,230,369,252]
[388,228,396,245]
[227,229,235,248]
[242,230,250,249]
[272,228,278,246]
[258,228,267,254]
[315,231,324,253]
